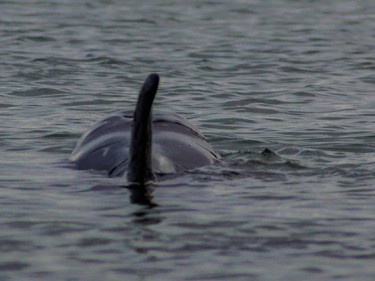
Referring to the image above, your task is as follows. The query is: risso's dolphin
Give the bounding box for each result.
[70,73,220,185]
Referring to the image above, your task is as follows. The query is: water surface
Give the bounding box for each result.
[1,0,374,280]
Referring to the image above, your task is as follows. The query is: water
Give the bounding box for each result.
[1,0,374,280]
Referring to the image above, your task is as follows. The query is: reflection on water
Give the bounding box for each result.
[126,184,158,207]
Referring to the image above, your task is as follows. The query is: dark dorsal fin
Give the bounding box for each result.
[127,73,159,185]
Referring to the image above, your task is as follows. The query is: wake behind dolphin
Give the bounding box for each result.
[70,73,220,185]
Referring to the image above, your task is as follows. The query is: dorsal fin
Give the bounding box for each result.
[127,73,159,185]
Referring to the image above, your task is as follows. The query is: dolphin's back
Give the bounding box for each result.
[70,110,220,177]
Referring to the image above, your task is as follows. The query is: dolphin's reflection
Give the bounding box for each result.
[125,184,158,207]
[125,184,163,226]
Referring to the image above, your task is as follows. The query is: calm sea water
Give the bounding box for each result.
[1,0,374,280]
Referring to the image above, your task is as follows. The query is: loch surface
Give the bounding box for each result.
[1,0,374,280]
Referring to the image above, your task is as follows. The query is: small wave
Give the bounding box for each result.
[10,88,67,98]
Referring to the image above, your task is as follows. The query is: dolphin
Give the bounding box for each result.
[70,73,220,185]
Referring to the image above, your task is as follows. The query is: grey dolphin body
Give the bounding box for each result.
[70,74,220,183]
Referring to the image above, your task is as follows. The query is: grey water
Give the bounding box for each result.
[1,0,374,280]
